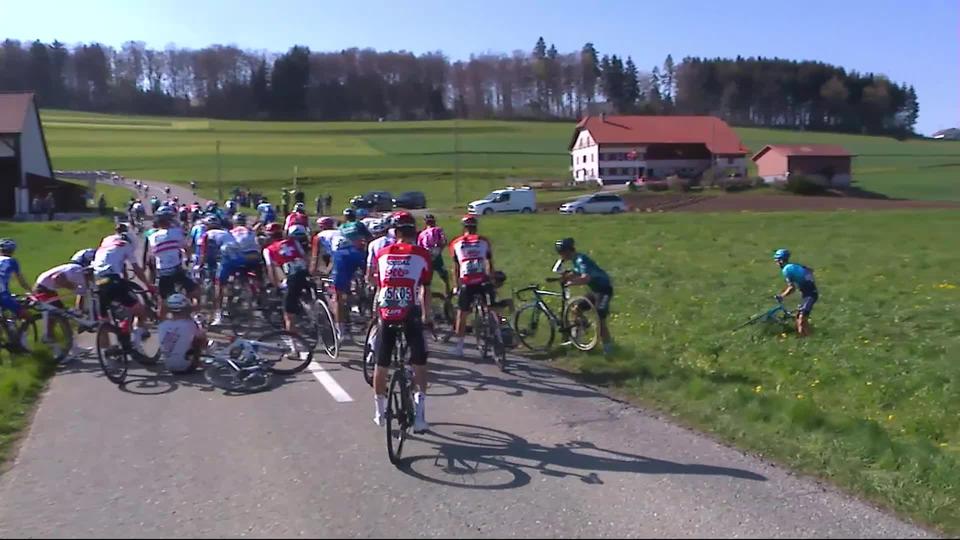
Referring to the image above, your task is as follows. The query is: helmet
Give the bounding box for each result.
[492,270,507,287]
[69,248,96,267]
[773,248,791,262]
[203,215,221,228]
[118,232,135,244]
[234,213,247,226]
[294,202,305,213]
[165,293,190,313]
[368,219,387,236]
[461,215,478,228]
[424,213,436,226]
[342,208,356,220]
[205,200,217,210]
[264,223,283,237]
[156,205,176,220]
[259,197,268,203]
[226,200,237,208]
[0,238,16,254]
[287,224,308,238]
[115,222,129,234]
[340,221,363,241]
[316,216,336,230]
[355,208,369,219]
[391,211,415,230]
[172,196,179,203]
[555,238,575,253]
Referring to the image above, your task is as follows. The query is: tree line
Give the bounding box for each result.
[0,37,918,135]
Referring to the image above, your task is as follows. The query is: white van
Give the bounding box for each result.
[467,187,537,215]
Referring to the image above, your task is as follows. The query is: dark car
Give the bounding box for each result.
[392,191,427,209]
[350,191,393,212]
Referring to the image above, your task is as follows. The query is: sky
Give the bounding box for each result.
[1,0,956,134]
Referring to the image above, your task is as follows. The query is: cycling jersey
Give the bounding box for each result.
[199,229,238,264]
[35,263,86,292]
[230,226,260,255]
[367,235,396,274]
[571,253,612,292]
[158,318,202,372]
[284,212,309,230]
[132,203,145,215]
[330,244,366,292]
[0,256,21,295]
[263,238,308,276]
[148,227,188,276]
[93,234,137,278]
[257,203,276,224]
[782,263,818,295]
[317,229,346,252]
[373,242,432,322]
[417,226,447,257]
[189,223,207,251]
[449,234,493,286]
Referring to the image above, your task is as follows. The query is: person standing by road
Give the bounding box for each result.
[315,194,324,216]
[280,189,291,217]
[45,192,56,221]
[97,194,107,216]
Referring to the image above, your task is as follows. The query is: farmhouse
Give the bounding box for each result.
[568,115,749,185]
[0,93,86,218]
[752,144,854,187]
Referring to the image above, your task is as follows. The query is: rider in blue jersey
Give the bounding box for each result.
[773,248,819,337]
[0,239,31,319]
[330,222,367,339]
[257,198,277,224]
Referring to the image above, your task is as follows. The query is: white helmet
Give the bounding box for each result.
[368,219,387,236]
[287,224,308,238]
[166,293,190,312]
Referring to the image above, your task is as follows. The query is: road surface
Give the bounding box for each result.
[0,177,936,538]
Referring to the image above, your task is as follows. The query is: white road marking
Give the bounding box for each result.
[308,361,353,402]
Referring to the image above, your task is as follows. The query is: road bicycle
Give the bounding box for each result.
[93,280,162,385]
[380,321,416,466]
[428,291,455,343]
[512,276,600,353]
[21,293,99,364]
[467,285,506,370]
[200,330,313,393]
[732,297,795,331]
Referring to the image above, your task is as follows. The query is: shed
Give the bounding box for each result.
[751,144,854,187]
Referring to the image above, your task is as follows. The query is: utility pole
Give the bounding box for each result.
[216,140,223,202]
[293,165,299,190]
[453,119,460,204]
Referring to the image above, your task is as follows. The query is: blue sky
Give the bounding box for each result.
[2,0,956,134]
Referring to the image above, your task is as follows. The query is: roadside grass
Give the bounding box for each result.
[472,209,960,533]
[60,178,135,213]
[0,219,114,464]
[41,110,960,204]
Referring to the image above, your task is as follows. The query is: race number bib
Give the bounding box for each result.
[463,258,485,276]
[378,286,413,308]
[282,260,306,275]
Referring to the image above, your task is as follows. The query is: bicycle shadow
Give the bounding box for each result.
[399,422,767,490]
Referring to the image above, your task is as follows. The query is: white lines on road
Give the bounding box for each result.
[308,362,354,402]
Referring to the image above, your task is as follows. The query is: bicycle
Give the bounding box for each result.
[466,285,507,370]
[732,297,795,331]
[93,280,162,385]
[22,293,98,364]
[512,276,600,353]
[428,291,455,343]
[0,304,38,357]
[379,322,415,466]
[200,330,314,393]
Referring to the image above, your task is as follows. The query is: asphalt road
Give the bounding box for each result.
[0,177,937,538]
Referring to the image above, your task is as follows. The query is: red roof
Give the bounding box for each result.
[570,115,748,155]
[752,144,853,161]
[0,93,34,134]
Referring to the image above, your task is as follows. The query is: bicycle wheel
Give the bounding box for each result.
[513,302,556,352]
[96,323,128,385]
[203,359,271,393]
[429,292,453,342]
[315,298,339,360]
[487,311,507,371]
[563,296,600,351]
[474,306,488,359]
[38,314,74,365]
[386,369,412,466]
[362,319,378,387]
[257,330,314,374]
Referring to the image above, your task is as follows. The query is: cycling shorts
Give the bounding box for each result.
[457,281,495,312]
[283,270,310,314]
[96,275,139,317]
[432,254,447,280]
[798,292,819,316]
[375,307,427,367]
[585,285,614,319]
[0,292,23,315]
[158,268,198,298]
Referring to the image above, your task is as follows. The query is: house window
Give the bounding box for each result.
[727,157,734,164]
[591,154,595,162]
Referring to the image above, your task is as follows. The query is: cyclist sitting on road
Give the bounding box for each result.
[773,248,818,337]
[0,239,32,320]
[197,216,238,326]
[261,223,309,333]
[229,214,264,283]
[330,221,368,340]
[309,217,339,275]
[418,213,450,295]
[149,205,199,319]
[92,225,156,353]
[285,202,310,231]
[157,293,207,375]
[555,237,614,355]
[449,215,495,358]
[370,211,433,432]
[256,198,277,225]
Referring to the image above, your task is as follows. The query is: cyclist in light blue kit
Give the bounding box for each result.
[773,248,818,337]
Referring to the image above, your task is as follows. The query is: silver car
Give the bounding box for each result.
[559,193,626,214]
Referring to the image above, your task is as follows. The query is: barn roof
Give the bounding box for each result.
[751,144,854,161]
[0,93,35,134]
[570,115,749,155]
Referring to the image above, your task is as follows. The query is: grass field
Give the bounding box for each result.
[0,219,114,464]
[468,210,960,532]
[41,110,960,207]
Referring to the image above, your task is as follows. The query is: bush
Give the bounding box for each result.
[667,175,690,192]
[699,166,721,188]
[719,177,754,192]
[644,181,670,192]
[782,174,829,195]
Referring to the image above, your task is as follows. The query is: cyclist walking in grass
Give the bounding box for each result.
[554,238,615,355]
[773,248,818,337]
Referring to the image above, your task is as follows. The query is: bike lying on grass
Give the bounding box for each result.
[732,297,795,331]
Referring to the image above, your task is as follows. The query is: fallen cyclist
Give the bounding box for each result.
[157,293,208,374]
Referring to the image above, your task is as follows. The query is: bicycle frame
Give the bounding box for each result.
[733,298,795,331]
[514,277,571,330]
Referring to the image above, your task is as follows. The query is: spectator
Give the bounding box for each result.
[44,192,55,221]
[315,194,324,215]
[294,189,305,205]
[31,194,41,219]
[98,194,107,215]
[280,189,291,216]
[324,194,333,211]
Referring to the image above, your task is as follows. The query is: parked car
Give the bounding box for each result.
[350,191,393,212]
[467,187,536,215]
[559,193,627,214]
[392,191,427,209]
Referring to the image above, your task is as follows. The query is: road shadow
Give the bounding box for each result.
[399,423,767,490]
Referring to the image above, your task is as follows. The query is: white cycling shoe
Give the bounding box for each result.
[413,393,429,433]
[374,395,387,427]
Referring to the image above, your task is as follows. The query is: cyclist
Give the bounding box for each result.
[449,215,495,358]
[773,248,818,337]
[256,197,277,225]
[189,180,197,194]
[157,293,207,374]
[204,200,225,222]
[0,239,32,320]
[225,199,238,217]
[197,216,237,326]
[33,258,93,315]
[149,195,161,214]
[229,213,264,283]
[148,205,198,319]
[286,224,311,260]
[164,186,171,197]
[342,208,371,240]
[555,237,614,355]
[309,217,338,275]
[370,211,432,432]
[261,222,309,332]
[365,218,394,285]
[330,221,367,340]
[417,213,449,295]
[92,225,155,352]
[177,203,190,225]
[285,202,310,231]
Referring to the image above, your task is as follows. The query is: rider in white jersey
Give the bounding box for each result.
[198,217,239,325]
[148,205,198,317]
[92,224,154,350]
[228,213,264,281]
[365,219,395,284]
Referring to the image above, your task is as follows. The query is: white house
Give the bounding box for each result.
[569,114,749,185]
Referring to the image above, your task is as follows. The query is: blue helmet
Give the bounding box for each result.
[773,248,791,262]
[0,238,16,254]
[355,208,369,219]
